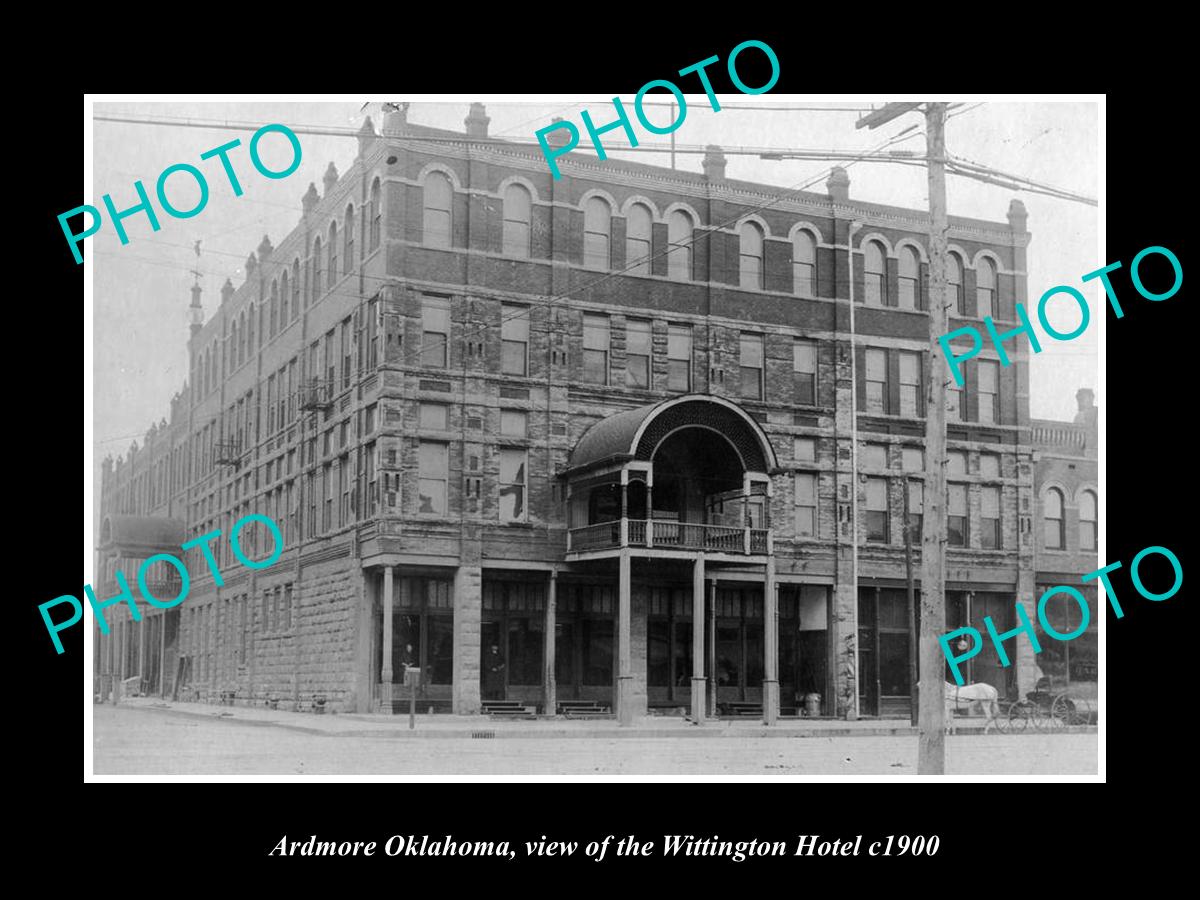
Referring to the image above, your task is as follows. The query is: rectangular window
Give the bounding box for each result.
[739,332,764,401]
[281,584,292,632]
[907,480,924,541]
[865,477,889,543]
[418,442,448,515]
[499,448,528,523]
[339,455,351,527]
[501,304,529,376]
[863,442,888,470]
[899,351,922,417]
[947,450,967,476]
[978,360,999,424]
[981,486,1001,549]
[421,295,451,369]
[366,298,379,371]
[902,447,924,472]
[865,348,887,414]
[625,318,651,389]
[794,437,816,464]
[948,483,967,547]
[582,314,609,385]
[949,377,965,421]
[500,409,527,438]
[324,330,336,391]
[794,472,817,538]
[793,339,817,405]
[267,375,276,434]
[341,318,352,390]
[419,402,448,431]
[979,453,1000,478]
[667,324,692,392]
[322,462,333,531]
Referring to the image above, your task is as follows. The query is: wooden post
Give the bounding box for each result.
[763,557,778,725]
[904,477,919,727]
[617,550,633,725]
[690,553,706,723]
[381,566,394,712]
[544,569,557,717]
[919,102,949,773]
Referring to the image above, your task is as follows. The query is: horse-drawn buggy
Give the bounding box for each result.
[995,678,1095,732]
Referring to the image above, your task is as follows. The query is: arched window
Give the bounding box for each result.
[312,237,322,302]
[502,184,532,258]
[625,203,652,275]
[976,256,997,319]
[739,220,764,290]
[269,280,278,337]
[369,178,381,251]
[1079,490,1097,551]
[947,251,964,315]
[327,222,338,290]
[280,270,289,325]
[246,305,255,356]
[1044,488,1065,550]
[423,171,453,248]
[667,210,693,281]
[863,240,885,305]
[793,229,816,296]
[238,311,246,366]
[291,259,300,320]
[583,197,611,269]
[898,245,920,310]
[344,204,355,274]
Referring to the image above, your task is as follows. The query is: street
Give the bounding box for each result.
[92,706,1097,776]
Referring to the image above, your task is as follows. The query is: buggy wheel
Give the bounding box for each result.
[1005,701,1030,734]
[1051,695,1079,728]
[1030,702,1052,732]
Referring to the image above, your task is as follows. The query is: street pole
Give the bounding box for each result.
[904,476,918,727]
[919,102,949,773]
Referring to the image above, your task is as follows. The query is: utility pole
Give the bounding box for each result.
[918,102,949,774]
[856,101,949,772]
[903,476,917,728]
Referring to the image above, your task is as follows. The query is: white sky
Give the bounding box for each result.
[89,97,1099,462]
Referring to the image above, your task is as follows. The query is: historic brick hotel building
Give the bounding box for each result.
[95,102,1043,722]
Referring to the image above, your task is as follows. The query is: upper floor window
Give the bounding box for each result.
[499,448,528,523]
[1044,487,1065,550]
[291,259,300,320]
[344,203,355,273]
[793,230,816,297]
[739,332,764,400]
[981,486,1001,549]
[1079,490,1097,551]
[898,245,920,310]
[269,280,279,337]
[617,202,652,277]
[667,324,692,392]
[230,320,239,370]
[947,483,968,547]
[501,304,529,376]
[865,477,889,543]
[327,221,338,290]
[417,442,449,515]
[583,197,611,269]
[278,269,289,324]
[863,240,886,305]
[794,473,817,538]
[908,481,924,541]
[311,236,322,304]
[793,339,817,405]
[865,348,887,414]
[582,313,609,384]
[979,453,1000,478]
[978,360,999,424]
[946,252,964,315]
[898,350,922,418]
[421,295,451,368]
[667,210,693,281]
[626,318,652,389]
[502,184,532,259]
[739,221,764,290]
[976,256,997,319]
[423,172,453,248]
[369,178,382,251]
[238,311,246,366]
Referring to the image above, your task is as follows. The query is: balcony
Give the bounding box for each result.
[568,519,771,556]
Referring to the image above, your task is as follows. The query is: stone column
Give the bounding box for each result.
[691,553,706,723]
[381,566,394,712]
[617,550,633,725]
[354,571,375,713]
[453,564,482,714]
[544,569,557,716]
[763,557,779,725]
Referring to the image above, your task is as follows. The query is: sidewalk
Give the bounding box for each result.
[106,697,1094,739]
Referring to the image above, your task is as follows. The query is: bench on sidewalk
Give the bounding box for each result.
[719,701,764,719]
[557,700,613,719]
[482,700,537,720]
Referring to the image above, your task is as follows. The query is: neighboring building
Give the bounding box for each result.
[95,102,1041,721]
[1030,388,1099,698]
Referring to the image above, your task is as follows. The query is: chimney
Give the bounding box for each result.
[189,280,204,336]
[702,144,727,182]
[382,102,409,137]
[827,166,850,203]
[546,117,573,148]
[257,234,274,262]
[221,277,235,305]
[1075,387,1096,423]
[465,103,490,139]
[302,182,319,215]
[245,252,258,280]
[322,162,339,196]
[357,116,377,158]
[1008,198,1028,232]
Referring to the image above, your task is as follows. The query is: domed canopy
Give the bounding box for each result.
[98,515,188,554]
[565,395,779,477]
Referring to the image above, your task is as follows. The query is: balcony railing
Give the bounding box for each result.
[567,520,771,555]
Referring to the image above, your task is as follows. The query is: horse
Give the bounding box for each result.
[943,680,1001,734]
